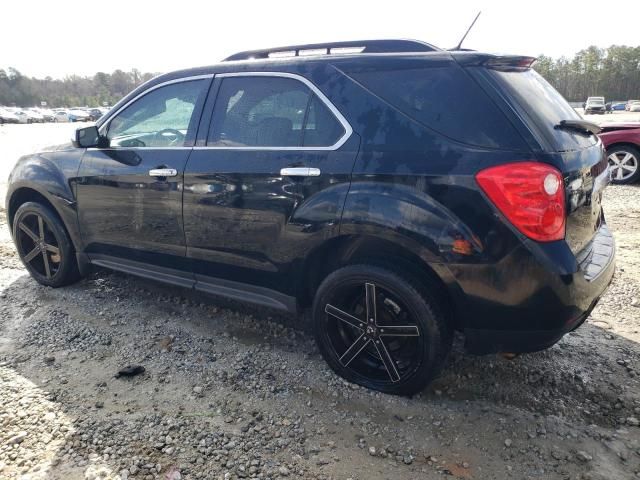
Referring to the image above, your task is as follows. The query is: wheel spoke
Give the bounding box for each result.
[373,339,401,382]
[37,215,45,241]
[378,325,420,337]
[325,304,364,331]
[23,246,41,263]
[617,167,624,180]
[365,282,377,325]
[621,153,633,164]
[45,244,59,255]
[621,164,636,172]
[339,334,370,367]
[19,222,39,242]
[608,155,620,165]
[42,252,51,278]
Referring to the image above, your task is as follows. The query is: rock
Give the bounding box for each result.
[627,417,640,427]
[576,451,593,463]
[7,431,28,445]
[278,466,290,477]
[115,365,145,378]
[193,386,203,395]
[368,446,376,456]
[504,439,512,448]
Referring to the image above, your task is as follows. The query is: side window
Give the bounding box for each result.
[347,66,526,150]
[208,76,345,148]
[303,95,345,147]
[106,79,206,148]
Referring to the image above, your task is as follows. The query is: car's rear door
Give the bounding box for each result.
[76,76,211,283]
[182,72,358,309]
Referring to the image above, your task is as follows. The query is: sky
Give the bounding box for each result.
[4,0,640,79]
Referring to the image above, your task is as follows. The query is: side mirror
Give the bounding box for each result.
[73,126,106,148]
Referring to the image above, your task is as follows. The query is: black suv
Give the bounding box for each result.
[6,40,615,395]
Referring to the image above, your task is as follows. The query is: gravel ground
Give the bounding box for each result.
[1,126,640,479]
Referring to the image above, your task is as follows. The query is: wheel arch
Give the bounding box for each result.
[605,142,640,154]
[298,234,461,329]
[7,186,82,252]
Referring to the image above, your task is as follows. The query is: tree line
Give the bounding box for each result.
[534,45,640,102]
[0,68,155,108]
[1,44,639,108]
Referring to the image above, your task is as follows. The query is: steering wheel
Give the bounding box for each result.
[154,128,185,146]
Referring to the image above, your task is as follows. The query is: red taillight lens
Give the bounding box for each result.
[476,162,566,242]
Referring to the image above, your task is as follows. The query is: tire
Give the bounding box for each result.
[312,264,452,396]
[607,145,640,184]
[12,202,81,287]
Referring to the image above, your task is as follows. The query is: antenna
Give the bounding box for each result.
[454,11,481,50]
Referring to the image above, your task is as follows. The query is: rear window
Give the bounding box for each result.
[488,69,597,151]
[347,66,526,150]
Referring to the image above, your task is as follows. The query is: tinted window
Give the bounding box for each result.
[208,76,344,147]
[303,95,345,147]
[348,66,526,150]
[488,69,597,151]
[107,79,206,148]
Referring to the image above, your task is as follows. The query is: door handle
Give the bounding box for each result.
[280,167,321,177]
[149,168,178,177]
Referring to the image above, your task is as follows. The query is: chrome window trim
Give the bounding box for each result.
[97,74,214,144]
[198,71,353,151]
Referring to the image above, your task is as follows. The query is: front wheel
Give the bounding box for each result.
[12,202,81,287]
[608,145,640,184]
[312,264,452,396]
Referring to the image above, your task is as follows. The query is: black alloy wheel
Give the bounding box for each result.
[313,264,451,395]
[12,202,80,287]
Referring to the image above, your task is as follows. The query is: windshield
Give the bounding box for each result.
[587,99,604,105]
[488,69,597,151]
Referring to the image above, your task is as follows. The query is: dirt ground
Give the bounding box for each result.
[0,122,639,480]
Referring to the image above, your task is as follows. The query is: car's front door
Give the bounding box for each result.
[76,76,211,282]
[183,72,358,309]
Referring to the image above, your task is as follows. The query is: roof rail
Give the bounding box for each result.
[223,39,440,62]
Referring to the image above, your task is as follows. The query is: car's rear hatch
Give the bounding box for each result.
[457,54,609,256]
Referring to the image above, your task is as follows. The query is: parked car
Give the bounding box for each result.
[609,101,627,112]
[5,39,615,395]
[628,101,640,112]
[67,109,92,122]
[53,110,70,122]
[14,110,44,123]
[598,123,640,184]
[584,96,606,114]
[87,108,105,121]
[34,108,55,122]
[0,108,20,124]
[626,100,640,111]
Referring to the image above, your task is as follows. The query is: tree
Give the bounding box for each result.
[534,45,640,101]
[0,67,157,107]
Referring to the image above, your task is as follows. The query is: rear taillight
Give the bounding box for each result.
[476,162,565,242]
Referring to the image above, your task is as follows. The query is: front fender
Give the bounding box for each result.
[6,148,84,250]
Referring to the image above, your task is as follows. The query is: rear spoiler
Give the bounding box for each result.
[452,52,537,71]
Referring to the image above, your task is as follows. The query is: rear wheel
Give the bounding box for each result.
[12,202,80,287]
[608,145,640,184]
[312,264,451,396]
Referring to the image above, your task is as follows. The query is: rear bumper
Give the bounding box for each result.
[450,224,615,354]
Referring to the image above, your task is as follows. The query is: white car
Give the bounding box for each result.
[33,108,56,122]
[14,110,44,123]
[0,108,20,124]
[628,101,640,112]
[584,97,605,115]
[54,110,71,122]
